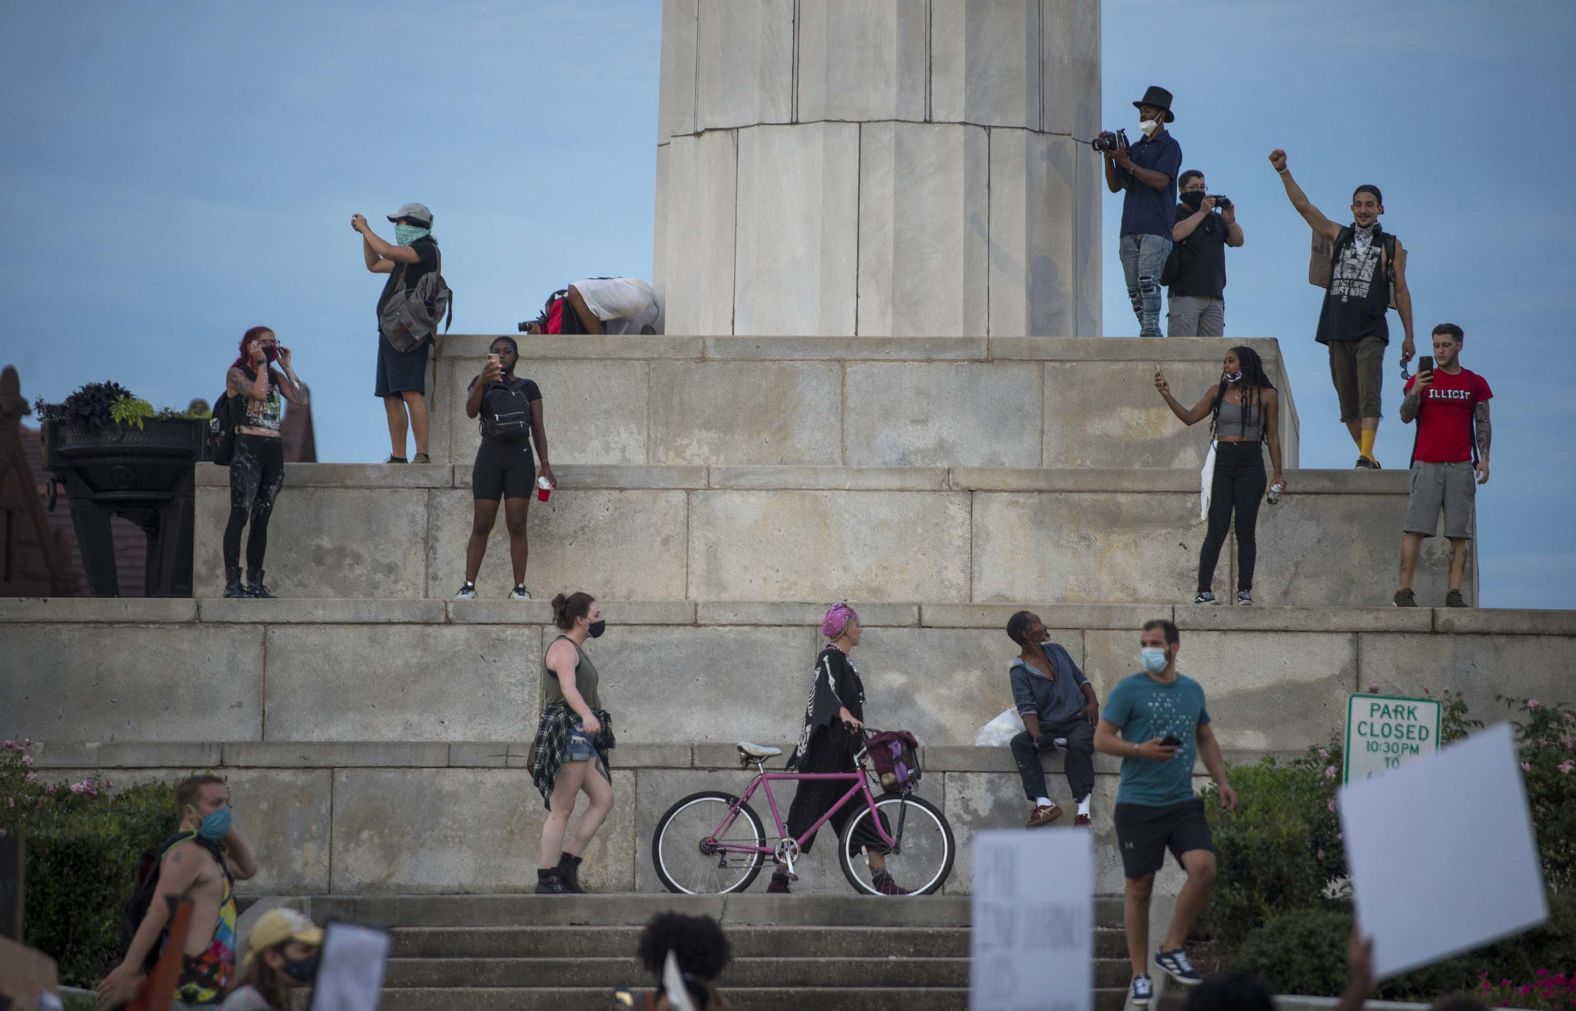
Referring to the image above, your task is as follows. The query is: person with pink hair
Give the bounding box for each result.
[769,602,907,895]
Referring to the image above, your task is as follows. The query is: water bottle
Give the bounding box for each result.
[1267,481,1285,505]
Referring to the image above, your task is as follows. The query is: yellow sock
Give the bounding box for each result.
[1359,429,1376,461]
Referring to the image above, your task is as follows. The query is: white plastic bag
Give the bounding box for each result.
[975,707,1023,747]
[1199,440,1218,522]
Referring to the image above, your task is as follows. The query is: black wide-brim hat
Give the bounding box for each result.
[1133,85,1175,123]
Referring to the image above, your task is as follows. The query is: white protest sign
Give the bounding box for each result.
[970,829,1092,1011]
[1343,693,1441,784]
[307,920,390,1011]
[1339,722,1547,978]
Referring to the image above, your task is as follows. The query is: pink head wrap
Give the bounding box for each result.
[820,602,858,640]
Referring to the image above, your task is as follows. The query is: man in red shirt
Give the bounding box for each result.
[1395,323,1492,607]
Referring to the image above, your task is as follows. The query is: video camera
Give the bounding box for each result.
[1090,129,1129,153]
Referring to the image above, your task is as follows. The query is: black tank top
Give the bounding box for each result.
[1315,225,1392,346]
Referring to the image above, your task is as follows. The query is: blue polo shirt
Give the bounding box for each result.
[1117,130,1183,239]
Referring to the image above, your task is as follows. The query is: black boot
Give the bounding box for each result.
[224,565,252,598]
[534,868,567,894]
[245,569,274,599]
[557,852,585,894]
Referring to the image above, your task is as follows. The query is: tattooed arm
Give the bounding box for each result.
[1474,402,1491,484]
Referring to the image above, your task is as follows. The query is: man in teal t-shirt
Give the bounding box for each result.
[1095,619,1237,1008]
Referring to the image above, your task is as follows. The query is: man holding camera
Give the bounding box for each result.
[1104,86,1183,338]
[1166,170,1244,337]
[1394,323,1491,608]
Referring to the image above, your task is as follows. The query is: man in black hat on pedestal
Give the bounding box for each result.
[1104,86,1184,337]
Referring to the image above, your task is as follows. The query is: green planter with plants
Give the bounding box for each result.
[35,381,209,597]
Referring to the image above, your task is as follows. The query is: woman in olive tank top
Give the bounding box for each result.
[531,591,614,893]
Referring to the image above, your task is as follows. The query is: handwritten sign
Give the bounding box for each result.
[970,830,1092,1011]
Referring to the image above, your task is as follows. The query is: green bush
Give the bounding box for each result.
[1502,696,1576,891]
[0,740,178,987]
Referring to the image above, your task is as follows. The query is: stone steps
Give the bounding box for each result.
[373,985,1127,1011]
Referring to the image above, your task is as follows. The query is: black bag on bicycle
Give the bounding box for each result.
[867,730,921,794]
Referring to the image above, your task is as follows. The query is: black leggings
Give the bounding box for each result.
[1198,441,1266,593]
[224,435,285,571]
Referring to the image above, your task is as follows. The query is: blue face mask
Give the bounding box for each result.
[1140,647,1170,675]
[194,806,232,841]
[394,223,429,246]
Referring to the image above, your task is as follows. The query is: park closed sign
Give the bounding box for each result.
[1344,693,1441,784]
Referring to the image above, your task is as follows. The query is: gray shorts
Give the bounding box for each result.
[1404,461,1475,539]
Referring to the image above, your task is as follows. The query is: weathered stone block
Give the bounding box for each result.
[1042,0,1101,138]
[649,361,843,465]
[199,599,444,624]
[1043,360,1231,470]
[30,742,221,769]
[656,0,698,141]
[734,123,860,336]
[0,598,195,623]
[972,491,1207,604]
[426,488,689,601]
[708,466,948,491]
[1357,633,1575,719]
[844,362,1041,467]
[5,625,263,742]
[695,0,793,131]
[922,602,1158,631]
[1073,137,1102,336]
[929,0,1039,128]
[687,489,972,602]
[857,123,989,337]
[989,131,1076,337]
[704,335,986,361]
[221,743,451,768]
[195,486,429,599]
[1083,630,1356,752]
[655,131,737,336]
[262,625,541,741]
[331,768,635,892]
[696,602,919,628]
[795,0,927,123]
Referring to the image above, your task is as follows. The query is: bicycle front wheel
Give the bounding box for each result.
[838,793,954,896]
[652,791,767,895]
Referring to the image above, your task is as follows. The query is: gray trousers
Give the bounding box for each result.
[1167,294,1225,337]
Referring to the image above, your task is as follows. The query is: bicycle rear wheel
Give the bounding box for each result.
[838,793,954,895]
[652,790,767,895]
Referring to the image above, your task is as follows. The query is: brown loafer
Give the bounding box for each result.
[1027,803,1063,829]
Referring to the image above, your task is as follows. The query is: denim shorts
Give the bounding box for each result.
[565,728,597,762]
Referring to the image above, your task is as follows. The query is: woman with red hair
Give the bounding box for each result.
[223,326,308,597]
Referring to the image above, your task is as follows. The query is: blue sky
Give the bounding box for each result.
[3,0,1572,607]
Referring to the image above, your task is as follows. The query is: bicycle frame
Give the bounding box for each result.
[703,767,902,856]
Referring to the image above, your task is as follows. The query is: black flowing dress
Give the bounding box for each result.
[785,645,887,853]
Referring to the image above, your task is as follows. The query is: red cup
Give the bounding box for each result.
[537,476,553,502]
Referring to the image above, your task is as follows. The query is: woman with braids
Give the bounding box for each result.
[222,326,308,599]
[769,602,907,895]
[529,591,615,894]
[1154,346,1286,605]
[454,335,554,600]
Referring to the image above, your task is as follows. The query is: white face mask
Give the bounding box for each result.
[1138,118,1161,137]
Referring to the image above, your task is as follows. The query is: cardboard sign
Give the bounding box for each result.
[1339,723,1547,978]
[970,829,1092,1011]
[307,920,390,1011]
[1343,693,1441,784]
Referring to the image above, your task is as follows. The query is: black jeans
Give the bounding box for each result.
[1198,441,1266,594]
[223,435,285,571]
[1010,719,1095,803]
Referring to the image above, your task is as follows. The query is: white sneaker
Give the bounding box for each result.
[509,585,532,600]
[1236,590,1254,605]
[454,582,477,601]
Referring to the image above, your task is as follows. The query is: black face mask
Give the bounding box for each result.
[283,954,319,983]
[587,620,606,639]
[1181,190,1205,210]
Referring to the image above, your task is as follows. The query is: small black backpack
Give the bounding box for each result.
[206,389,243,465]
[119,831,226,971]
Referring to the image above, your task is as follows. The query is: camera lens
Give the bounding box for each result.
[516,321,530,333]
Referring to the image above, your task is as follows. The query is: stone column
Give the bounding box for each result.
[654,0,1101,337]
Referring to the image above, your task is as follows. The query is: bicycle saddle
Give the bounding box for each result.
[736,741,782,759]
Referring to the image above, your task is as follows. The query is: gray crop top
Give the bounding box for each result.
[1215,395,1265,440]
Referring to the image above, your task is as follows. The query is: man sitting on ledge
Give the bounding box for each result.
[1005,610,1099,829]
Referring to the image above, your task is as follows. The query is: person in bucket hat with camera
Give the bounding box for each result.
[1103,86,1184,337]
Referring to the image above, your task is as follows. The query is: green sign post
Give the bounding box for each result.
[1343,693,1442,784]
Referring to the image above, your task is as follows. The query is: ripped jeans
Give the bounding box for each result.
[1119,233,1173,337]
[223,434,285,571]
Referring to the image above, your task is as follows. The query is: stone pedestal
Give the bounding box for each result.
[654,0,1101,336]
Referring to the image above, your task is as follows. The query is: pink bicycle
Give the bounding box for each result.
[651,731,955,896]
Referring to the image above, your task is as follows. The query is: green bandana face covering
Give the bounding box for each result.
[394,223,429,246]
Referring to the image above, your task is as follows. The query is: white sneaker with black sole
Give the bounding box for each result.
[509,585,532,600]
[454,582,477,601]
[1193,591,1219,605]
[1156,947,1202,985]
[1130,973,1154,1006]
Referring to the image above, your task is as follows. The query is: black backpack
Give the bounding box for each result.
[119,830,225,971]
[206,389,242,465]
[478,378,535,443]
[534,288,589,335]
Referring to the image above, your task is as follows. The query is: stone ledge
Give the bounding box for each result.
[0,598,197,623]
[1175,607,1433,633]
[195,463,454,488]
[200,599,446,624]
[222,742,450,767]
[29,742,221,769]
[439,334,706,360]
[452,465,708,491]
[703,335,987,361]
[698,601,920,627]
[920,603,1165,630]
[988,336,1286,363]
[1434,608,1576,636]
[954,468,1409,494]
[708,466,949,491]
[446,600,553,624]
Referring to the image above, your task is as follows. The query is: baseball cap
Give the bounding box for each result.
[243,908,324,966]
[387,202,433,226]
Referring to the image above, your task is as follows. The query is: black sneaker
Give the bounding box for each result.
[1445,589,1467,608]
[1393,588,1417,608]
[1156,947,1202,985]
[1193,591,1218,605]
[1235,590,1253,606]
[1130,974,1154,1007]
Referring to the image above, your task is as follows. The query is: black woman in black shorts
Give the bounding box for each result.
[455,336,553,600]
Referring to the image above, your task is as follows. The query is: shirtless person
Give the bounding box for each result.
[98,775,259,1009]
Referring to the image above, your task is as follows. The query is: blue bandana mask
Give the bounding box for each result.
[195,806,232,841]
[394,223,429,246]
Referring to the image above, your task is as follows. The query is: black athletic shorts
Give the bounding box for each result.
[1113,798,1214,880]
[472,440,536,501]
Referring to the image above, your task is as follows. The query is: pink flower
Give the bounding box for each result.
[24,772,36,782]
[1558,760,1573,775]
[1324,765,1337,779]
[2,740,13,750]
[1318,747,1330,760]
[1527,698,1542,710]
[1562,712,1575,725]
[1327,798,1337,812]
[19,754,32,767]
[21,739,30,748]
[1521,761,1532,773]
